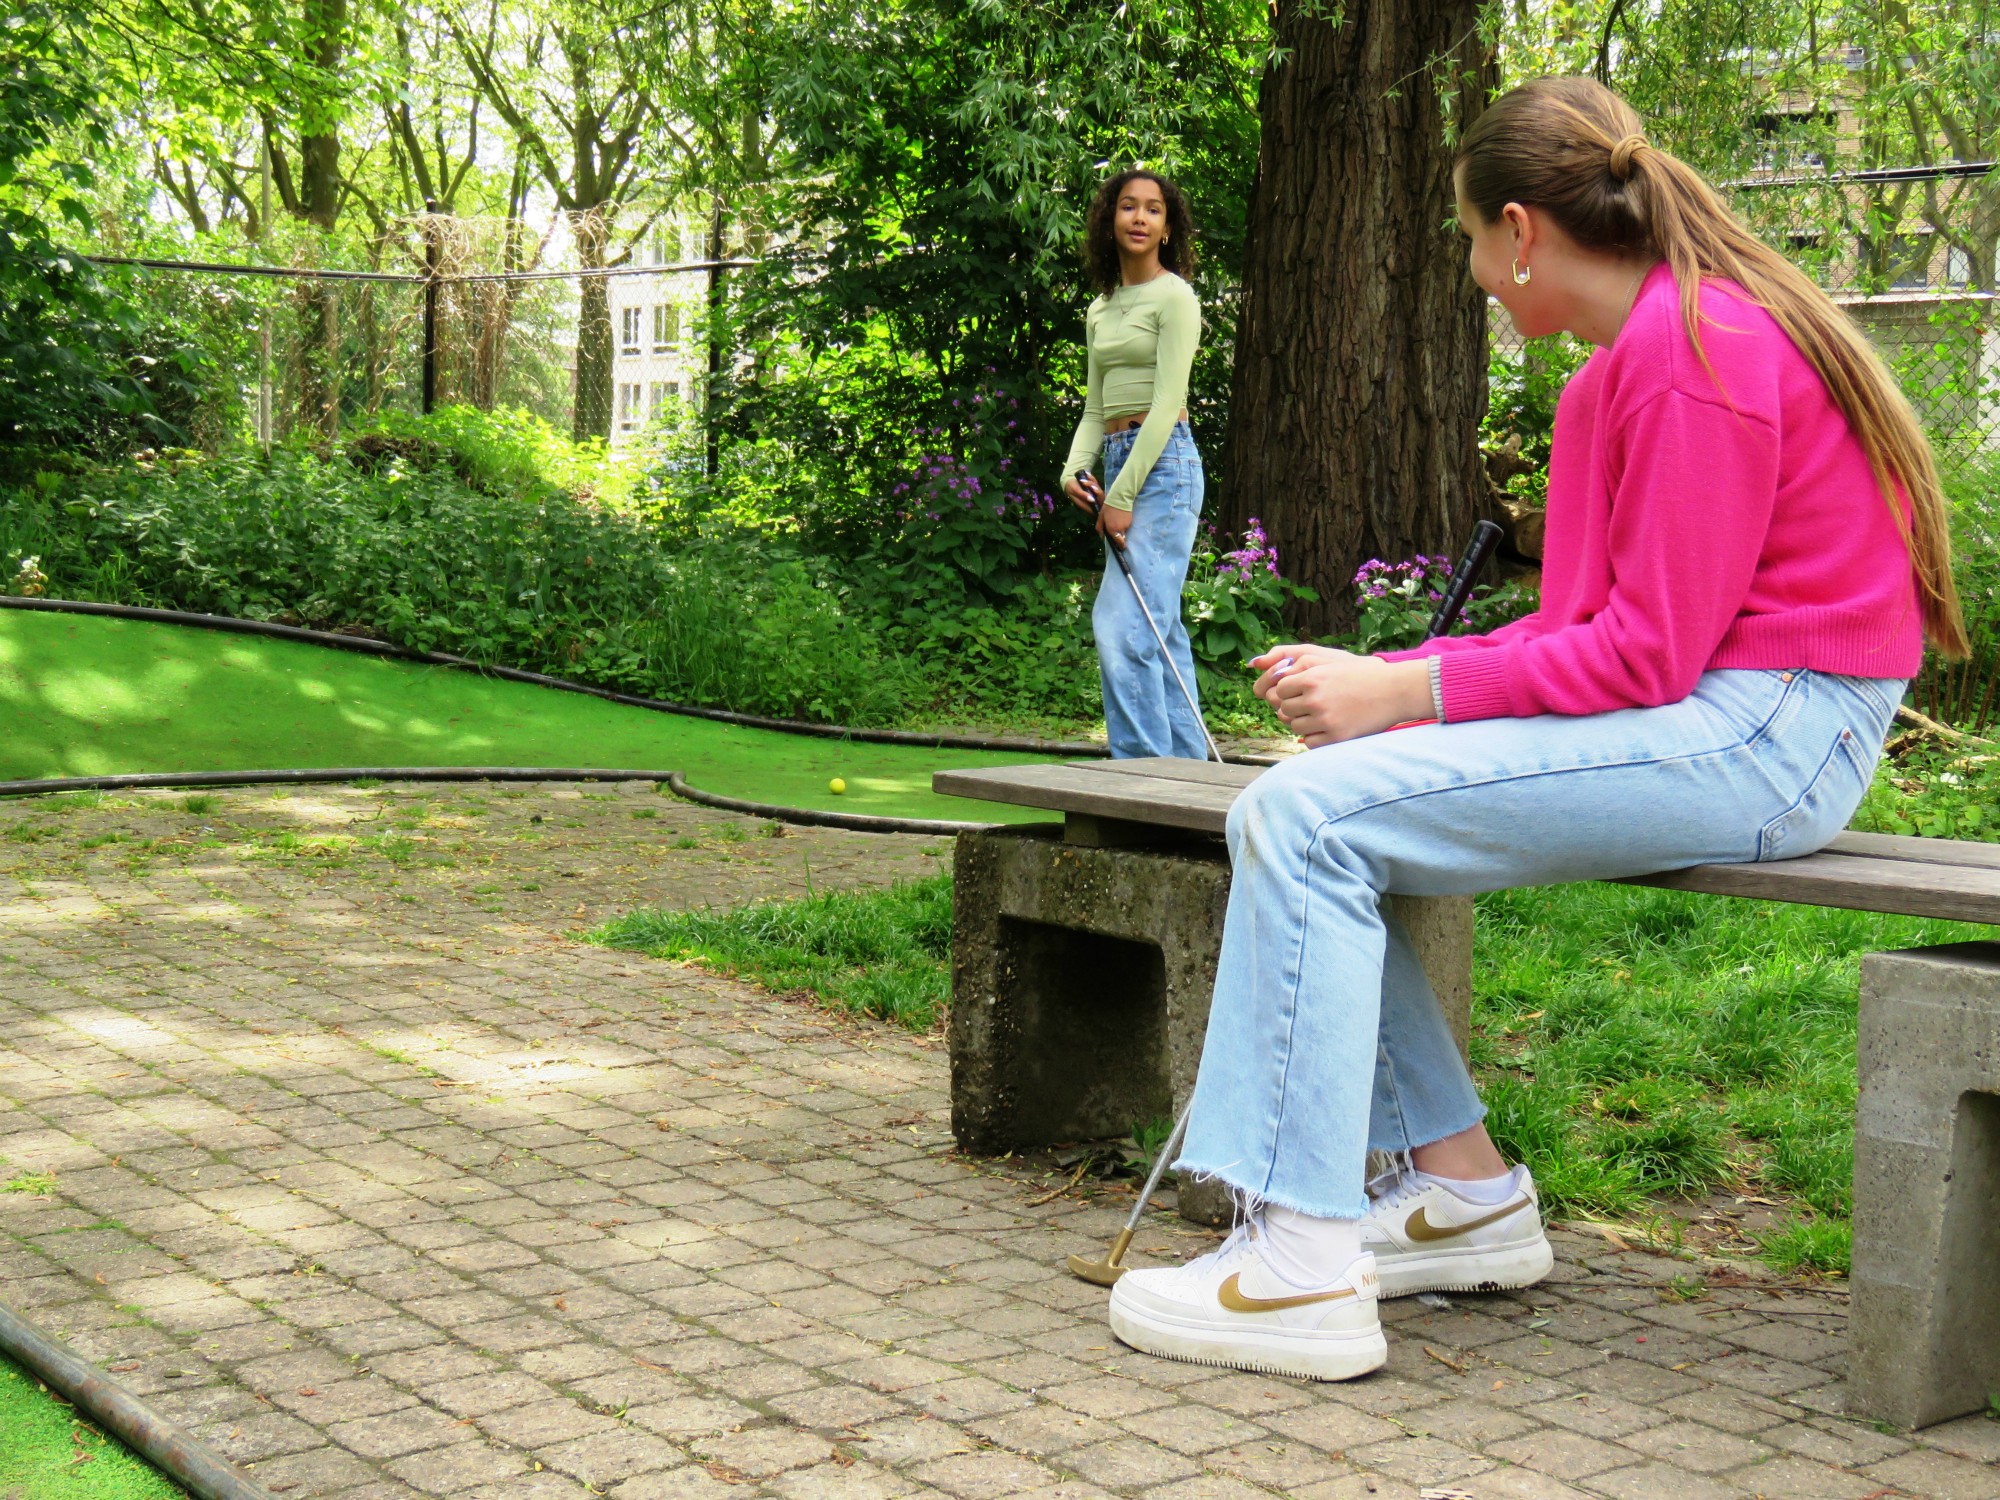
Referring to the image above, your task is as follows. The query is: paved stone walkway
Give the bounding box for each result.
[1,781,1996,1500]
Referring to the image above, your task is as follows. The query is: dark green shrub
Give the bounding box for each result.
[2,440,910,725]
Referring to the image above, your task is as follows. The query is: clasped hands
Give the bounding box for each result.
[1250,644,1436,748]
[1062,474,1132,548]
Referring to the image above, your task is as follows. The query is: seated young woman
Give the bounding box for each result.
[1105,75,1963,1382]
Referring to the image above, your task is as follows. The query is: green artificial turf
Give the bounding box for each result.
[0,1353,186,1498]
[0,608,1060,824]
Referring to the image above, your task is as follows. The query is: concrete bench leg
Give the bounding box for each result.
[949,825,1474,1226]
[1851,942,2000,1429]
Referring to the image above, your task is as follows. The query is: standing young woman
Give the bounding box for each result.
[1061,170,1209,759]
[1107,77,1962,1381]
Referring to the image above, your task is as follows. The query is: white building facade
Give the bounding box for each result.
[606,217,710,451]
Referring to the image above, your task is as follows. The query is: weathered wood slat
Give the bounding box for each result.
[1826,830,2000,871]
[937,761,2000,926]
[932,764,1237,833]
[1078,758,1265,790]
[1623,853,2000,924]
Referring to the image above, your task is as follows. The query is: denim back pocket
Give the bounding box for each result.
[1756,725,1873,862]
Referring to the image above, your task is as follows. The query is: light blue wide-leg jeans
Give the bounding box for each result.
[1174,668,1904,1219]
[1094,422,1209,760]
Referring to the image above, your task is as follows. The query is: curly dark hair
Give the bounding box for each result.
[1084,169,1198,295]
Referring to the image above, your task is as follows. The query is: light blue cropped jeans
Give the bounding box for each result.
[1095,422,1209,760]
[1174,668,1904,1219]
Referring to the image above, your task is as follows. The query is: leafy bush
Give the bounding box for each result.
[1852,741,2000,842]
[360,404,647,510]
[1481,335,1592,512]
[863,380,1062,601]
[1349,554,1541,656]
[1,438,910,725]
[0,4,194,459]
[1183,518,1318,672]
[1913,451,2000,735]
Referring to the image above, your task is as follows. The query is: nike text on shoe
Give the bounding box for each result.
[1107,1220,1386,1382]
[1361,1163,1554,1298]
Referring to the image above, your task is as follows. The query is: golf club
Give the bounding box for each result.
[1424,519,1505,642]
[1066,1103,1192,1286]
[1081,474,1225,764]
[1063,515,1506,1285]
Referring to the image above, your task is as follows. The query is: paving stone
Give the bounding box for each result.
[1520,1391,1666,1440]
[0,784,1930,1500]
[1862,1446,2000,1500]
[1485,1427,1636,1481]
[1587,1461,1750,1500]
[1615,1417,1780,1476]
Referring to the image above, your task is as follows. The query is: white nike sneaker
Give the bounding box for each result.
[1108,1218,1387,1381]
[1361,1163,1554,1298]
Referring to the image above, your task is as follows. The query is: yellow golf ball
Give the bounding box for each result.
[829,777,847,794]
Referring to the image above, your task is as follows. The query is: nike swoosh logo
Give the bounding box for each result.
[1405,1196,1532,1243]
[1216,1273,1357,1313]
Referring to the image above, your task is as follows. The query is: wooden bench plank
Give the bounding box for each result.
[1826,830,2000,871]
[1624,852,2000,924]
[936,761,2000,926]
[1077,758,1265,790]
[932,763,1237,833]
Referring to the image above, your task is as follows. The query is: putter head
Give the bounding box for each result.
[1066,1251,1127,1287]
[1065,1225,1135,1286]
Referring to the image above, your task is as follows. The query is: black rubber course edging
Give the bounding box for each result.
[0,1295,276,1500]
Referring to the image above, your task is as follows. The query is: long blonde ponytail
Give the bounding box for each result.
[1458,77,1967,658]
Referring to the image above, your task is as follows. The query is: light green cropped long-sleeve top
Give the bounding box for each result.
[1060,272,1202,511]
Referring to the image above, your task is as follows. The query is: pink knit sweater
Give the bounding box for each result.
[1385,264,1923,722]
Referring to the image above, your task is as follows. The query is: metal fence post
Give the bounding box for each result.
[422,201,441,416]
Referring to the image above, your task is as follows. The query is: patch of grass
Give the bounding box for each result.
[178,793,218,814]
[0,1354,187,1498]
[1474,883,1985,1270]
[593,875,953,1030]
[1756,1216,1852,1276]
[3,1171,57,1195]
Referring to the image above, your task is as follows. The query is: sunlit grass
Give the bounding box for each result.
[1474,883,1987,1274]
[592,876,953,1031]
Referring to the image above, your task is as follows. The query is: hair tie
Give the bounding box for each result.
[1609,133,1648,182]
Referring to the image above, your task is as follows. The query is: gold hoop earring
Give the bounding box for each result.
[1512,258,1531,286]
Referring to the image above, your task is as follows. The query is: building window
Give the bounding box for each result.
[1859,233,1933,291]
[653,304,679,351]
[617,382,642,433]
[1750,109,1834,172]
[649,381,680,417]
[683,217,709,262]
[1945,244,1978,290]
[1889,233,1931,290]
[620,306,642,354]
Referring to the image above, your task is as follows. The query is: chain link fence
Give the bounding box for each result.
[99,186,1999,473]
[1487,289,1999,475]
[92,208,736,452]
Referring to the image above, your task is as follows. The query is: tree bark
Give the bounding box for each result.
[572,208,614,441]
[1223,0,1496,635]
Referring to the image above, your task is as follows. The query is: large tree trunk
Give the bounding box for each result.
[572,210,614,441]
[1223,0,1496,635]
